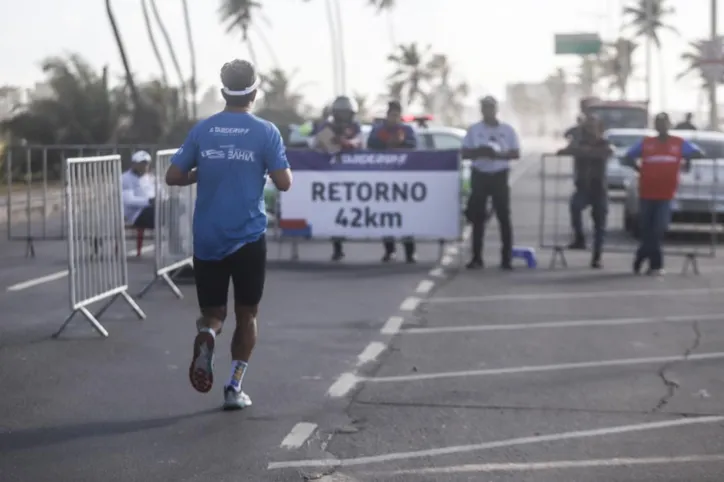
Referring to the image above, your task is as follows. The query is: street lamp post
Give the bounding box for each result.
[710,0,719,130]
[644,0,653,108]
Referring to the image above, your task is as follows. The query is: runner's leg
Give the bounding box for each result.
[189,256,231,393]
[224,235,267,410]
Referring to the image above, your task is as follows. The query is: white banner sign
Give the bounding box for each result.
[279,150,461,240]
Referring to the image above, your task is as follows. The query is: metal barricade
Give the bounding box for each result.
[2,144,160,257]
[539,153,719,274]
[138,148,196,298]
[54,155,146,338]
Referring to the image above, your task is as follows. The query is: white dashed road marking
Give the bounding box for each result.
[280,422,318,449]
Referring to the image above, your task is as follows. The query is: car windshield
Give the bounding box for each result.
[588,106,648,129]
[606,134,645,149]
[685,139,724,158]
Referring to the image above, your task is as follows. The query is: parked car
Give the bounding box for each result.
[603,128,655,190]
[622,129,724,237]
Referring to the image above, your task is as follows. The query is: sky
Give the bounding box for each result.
[0,0,721,117]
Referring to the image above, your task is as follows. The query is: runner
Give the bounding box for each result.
[121,150,156,229]
[623,112,702,276]
[165,59,292,410]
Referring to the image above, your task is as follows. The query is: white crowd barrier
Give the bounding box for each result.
[138,148,196,298]
[54,155,146,338]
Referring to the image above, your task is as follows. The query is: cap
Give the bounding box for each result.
[220,59,259,96]
[131,150,152,163]
[480,95,498,106]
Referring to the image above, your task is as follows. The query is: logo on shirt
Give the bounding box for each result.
[331,153,407,166]
[201,149,226,159]
[209,127,250,135]
[220,145,255,162]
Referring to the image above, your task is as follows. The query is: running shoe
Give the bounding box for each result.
[223,386,252,411]
[189,331,215,393]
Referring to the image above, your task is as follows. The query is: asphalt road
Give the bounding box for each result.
[5,141,724,482]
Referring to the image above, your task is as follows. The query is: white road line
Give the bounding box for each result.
[426,287,724,304]
[267,416,724,469]
[356,342,386,367]
[399,297,420,311]
[428,267,445,278]
[280,422,318,449]
[6,270,69,291]
[363,454,724,476]
[415,280,435,294]
[380,316,404,335]
[403,313,724,335]
[444,245,459,255]
[364,352,724,383]
[327,372,359,397]
[440,255,454,266]
[6,244,155,292]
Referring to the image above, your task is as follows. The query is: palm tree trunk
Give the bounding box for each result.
[331,0,347,93]
[141,0,169,86]
[149,0,189,118]
[181,0,197,119]
[105,0,141,110]
[252,25,280,67]
[324,0,340,95]
[246,37,259,70]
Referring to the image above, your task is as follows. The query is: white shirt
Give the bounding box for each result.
[121,169,156,224]
[463,121,520,173]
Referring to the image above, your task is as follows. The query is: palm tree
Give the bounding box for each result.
[181,0,198,119]
[219,0,263,66]
[425,54,469,125]
[387,43,434,108]
[105,0,141,115]
[141,0,168,87]
[622,0,678,48]
[255,68,306,139]
[544,67,567,122]
[148,0,189,117]
[601,38,637,99]
[578,55,600,97]
[353,92,371,121]
[677,39,722,94]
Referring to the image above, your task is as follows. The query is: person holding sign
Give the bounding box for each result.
[368,101,419,263]
[311,95,364,261]
[461,96,520,270]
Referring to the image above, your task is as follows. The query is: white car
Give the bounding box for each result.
[622,130,724,236]
[603,128,655,190]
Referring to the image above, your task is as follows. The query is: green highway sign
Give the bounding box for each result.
[555,33,602,55]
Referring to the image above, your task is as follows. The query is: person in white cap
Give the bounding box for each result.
[121,150,156,229]
[165,59,292,411]
[462,95,520,270]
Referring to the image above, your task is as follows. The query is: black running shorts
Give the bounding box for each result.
[193,235,267,308]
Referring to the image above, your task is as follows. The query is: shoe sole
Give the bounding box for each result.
[189,332,215,393]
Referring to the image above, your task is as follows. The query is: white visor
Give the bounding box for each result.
[222,77,260,96]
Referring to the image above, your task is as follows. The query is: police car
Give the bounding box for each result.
[622,129,724,236]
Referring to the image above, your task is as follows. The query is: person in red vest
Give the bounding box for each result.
[623,113,703,275]
[368,101,418,262]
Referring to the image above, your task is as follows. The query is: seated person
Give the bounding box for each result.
[122,150,156,229]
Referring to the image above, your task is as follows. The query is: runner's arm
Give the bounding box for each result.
[166,128,198,186]
[265,122,292,192]
[122,177,152,208]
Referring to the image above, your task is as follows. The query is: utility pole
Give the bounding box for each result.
[644,0,653,109]
[710,0,719,130]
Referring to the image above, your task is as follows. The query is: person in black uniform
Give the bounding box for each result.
[557,114,612,268]
[367,101,419,262]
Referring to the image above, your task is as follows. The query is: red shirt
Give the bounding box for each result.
[639,135,685,200]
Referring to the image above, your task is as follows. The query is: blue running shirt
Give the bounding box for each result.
[171,111,289,260]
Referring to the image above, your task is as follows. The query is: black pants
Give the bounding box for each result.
[382,237,415,257]
[193,235,267,308]
[133,205,155,229]
[466,170,512,263]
